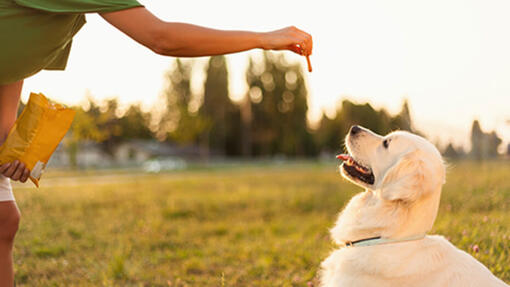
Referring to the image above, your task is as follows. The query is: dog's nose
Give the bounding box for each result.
[350,125,362,136]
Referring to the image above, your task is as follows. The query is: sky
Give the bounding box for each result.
[22,0,510,151]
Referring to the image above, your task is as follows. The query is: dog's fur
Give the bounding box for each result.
[320,126,508,287]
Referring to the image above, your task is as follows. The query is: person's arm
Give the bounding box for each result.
[0,81,31,183]
[100,7,312,57]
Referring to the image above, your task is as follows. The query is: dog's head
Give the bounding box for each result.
[338,125,445,202]
[331,126,446,242]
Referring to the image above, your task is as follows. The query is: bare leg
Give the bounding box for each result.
[0,80,23,142]
[0,202,20,287]
[0,80,23,287]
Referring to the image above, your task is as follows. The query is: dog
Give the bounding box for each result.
[319,125,508,287]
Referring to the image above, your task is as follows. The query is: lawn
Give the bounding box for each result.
[12,161,510,286]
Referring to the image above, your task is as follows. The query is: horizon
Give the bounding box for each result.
[20,0,510,151]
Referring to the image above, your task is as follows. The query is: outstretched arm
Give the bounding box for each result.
[100,7,313,57]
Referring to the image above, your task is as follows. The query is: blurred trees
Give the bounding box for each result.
[391,100,413,132]
[245,52,313,156]
[470,120,502,160]
[61,52,506,163]
[66,100,104,167]
[88,99,152,155]
[157,57,241,157]
[199,56,241,156]
[158,59,208,144]
[67,98,151,166]
[315,100,414,153]
[157,51,420,157]
[157,53,314,157]
[442,120,503,160]
[443,143,466,160]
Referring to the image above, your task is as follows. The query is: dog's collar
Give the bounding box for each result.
[342,234,426,248]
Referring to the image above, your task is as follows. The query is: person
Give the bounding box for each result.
[0,0,313,285]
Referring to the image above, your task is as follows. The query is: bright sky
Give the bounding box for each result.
[22,0,510,151]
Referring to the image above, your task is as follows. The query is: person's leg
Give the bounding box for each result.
[0,80,23,287]
[0,200,20,287]
[0,80,23,142]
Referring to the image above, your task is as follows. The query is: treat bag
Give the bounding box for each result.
[0,93,75,187]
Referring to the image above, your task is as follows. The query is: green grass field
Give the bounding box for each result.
[12,161,510,286]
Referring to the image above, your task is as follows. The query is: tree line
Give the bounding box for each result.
[39,52,502,161]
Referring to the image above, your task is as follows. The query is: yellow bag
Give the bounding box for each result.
[0,93,75,187]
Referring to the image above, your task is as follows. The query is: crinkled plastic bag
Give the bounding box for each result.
[0,93,75,187]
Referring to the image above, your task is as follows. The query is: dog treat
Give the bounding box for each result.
[306,55,312,72]
[0,93,75,187]
[297,43,312,72]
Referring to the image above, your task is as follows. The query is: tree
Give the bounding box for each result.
[199,56,241,156]
[315,100,391,153]
[314,99,420,154]
[66,100,105,167]
[391,100,413,131]
[443,143,465,159]
[245,52,314,156]
[117,105,152,140]
[67,97,154,166]
[470,120,501,160]
[159,59,208,145]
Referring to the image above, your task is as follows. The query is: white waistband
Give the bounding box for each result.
[0,175,15,202]
[0,174,10,188]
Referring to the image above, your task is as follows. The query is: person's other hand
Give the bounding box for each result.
[261,26,313,56]
[0,160,31,183]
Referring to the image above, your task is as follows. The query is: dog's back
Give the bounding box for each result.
[320,235,508,287]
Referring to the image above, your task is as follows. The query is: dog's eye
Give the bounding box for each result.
[383,139,390,149]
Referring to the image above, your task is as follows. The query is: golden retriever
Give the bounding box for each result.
[320,125,508,287]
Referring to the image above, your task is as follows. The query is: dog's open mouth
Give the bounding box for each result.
[336,154,375,185]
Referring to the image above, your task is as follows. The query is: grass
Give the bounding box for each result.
[11,161,510,286]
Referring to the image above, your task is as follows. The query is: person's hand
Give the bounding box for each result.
[260,26,313,56]
[0,160,31,183]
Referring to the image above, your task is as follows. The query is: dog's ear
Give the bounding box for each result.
[379,150,432,202]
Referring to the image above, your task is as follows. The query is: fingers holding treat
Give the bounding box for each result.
[298,31,313,56]
[296,43,313,72]
[263,26,313,56]
[295,35,313,72]
[290,43,303,54]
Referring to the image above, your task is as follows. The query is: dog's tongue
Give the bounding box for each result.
[336,154,351,161]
